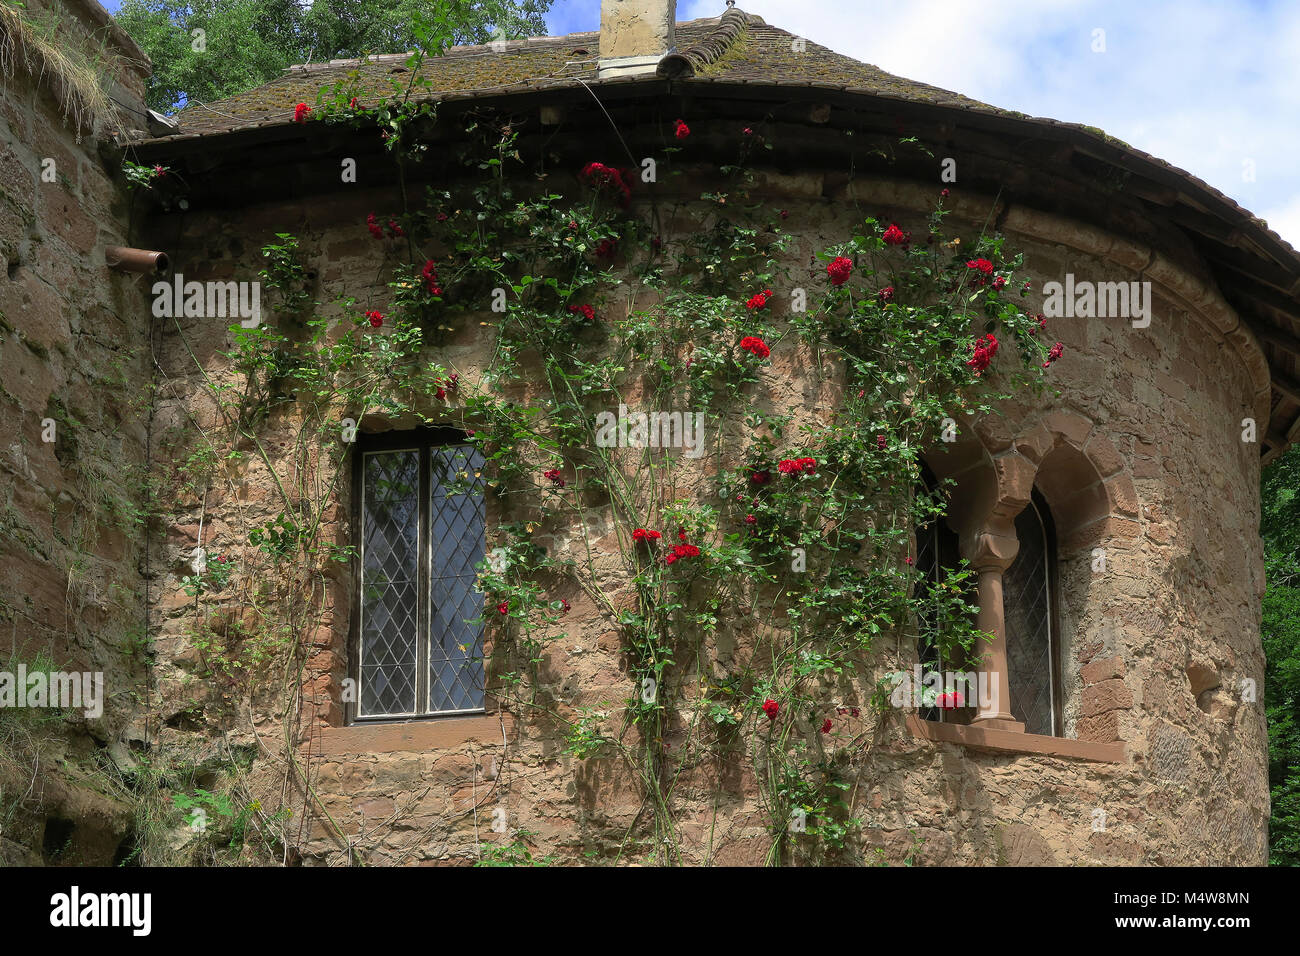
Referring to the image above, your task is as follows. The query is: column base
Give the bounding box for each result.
[972,716,1025,733]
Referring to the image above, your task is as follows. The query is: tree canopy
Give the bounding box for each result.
[1262,446,1300,864]
[117,0,553,113]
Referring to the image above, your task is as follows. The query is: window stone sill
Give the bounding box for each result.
[307,713,512,755]
[905,714,1126,763]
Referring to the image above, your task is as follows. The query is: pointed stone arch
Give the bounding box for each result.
[1008,409,1140,555]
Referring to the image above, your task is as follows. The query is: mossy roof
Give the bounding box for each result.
[142,10,1000,140]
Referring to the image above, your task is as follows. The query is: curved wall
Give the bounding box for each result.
[142,138,1270,865]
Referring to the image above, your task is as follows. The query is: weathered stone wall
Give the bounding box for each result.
[143,155,1269,865]
[0,0,151,864]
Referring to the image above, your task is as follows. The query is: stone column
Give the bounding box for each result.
[965,518,1025,732]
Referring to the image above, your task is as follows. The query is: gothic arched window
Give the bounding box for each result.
[1002,489,1062,736]
[915,467,1064,737]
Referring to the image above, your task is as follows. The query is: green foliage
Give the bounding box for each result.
[172,787,233,829]
[248,513,303,562]
[121,159,168,190]
[1261,444,1300,865]
[116,0,554,113]
[180,552,234,597]
[475,830,555,866]
[115,0,298,113]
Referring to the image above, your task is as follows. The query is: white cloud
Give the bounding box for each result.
[678,0,1300,250]
[1262,195,1300,254]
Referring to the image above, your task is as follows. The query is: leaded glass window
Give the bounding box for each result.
[354,432,486,720]
[1003,490,1059,736]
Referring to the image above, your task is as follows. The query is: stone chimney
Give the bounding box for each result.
[598,0,677,78]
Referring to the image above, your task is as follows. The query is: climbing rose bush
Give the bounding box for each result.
[212,95,1066,865]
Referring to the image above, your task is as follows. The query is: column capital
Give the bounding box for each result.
[962,515,1020,572]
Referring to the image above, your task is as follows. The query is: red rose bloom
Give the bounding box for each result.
[827,256,853,286]
[633,528,662,541]
[877,285,895,304]
[1043,341,1065,368]
[745,514,756,525]
[762,699,780,721]
[595,238,618,260]
[739,336,770,358]
[992,275,1007,291]
[348,97,358,109]
[966,258,994,276]
[749,469,771,485]
[579,162,632,208]
[774,455,816,473]
[821,718,833,734]
[560,598,571,613]
[674,118,690,139]
[152,165,165,178]
[543,468,565,487]
[567,304,595,322]
[365,310,383,328]
[366,213,384,239]
[497,601,509,615]
[293,102,311,123]
[936,691,965,710]
[421,260,443,296]
[778,457,816,476]
[877,434,887,450]
[940,188,950,198]
[387,219,404,238]
[966,333,999,373]
[882,223,907,245]
[746,289,773,311]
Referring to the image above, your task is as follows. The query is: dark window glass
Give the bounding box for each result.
[427,445,486,714]
[1003,492,1058,736]
[914,466,963,722]
[355,435,486,719]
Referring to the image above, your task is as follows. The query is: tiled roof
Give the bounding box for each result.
[137,9,999,142]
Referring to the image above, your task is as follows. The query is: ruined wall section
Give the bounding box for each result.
[0,0,152,864]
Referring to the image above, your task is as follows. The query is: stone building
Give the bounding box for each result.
[2,0,1297,865]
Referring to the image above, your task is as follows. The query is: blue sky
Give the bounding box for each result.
[99,0,1300,249]
[549,0,1300,251]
